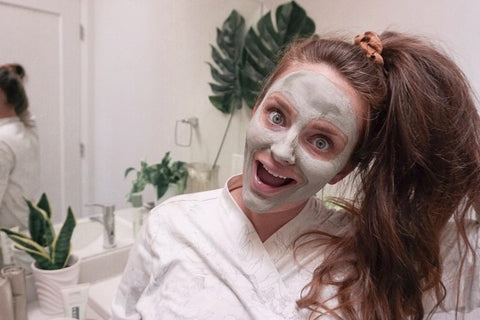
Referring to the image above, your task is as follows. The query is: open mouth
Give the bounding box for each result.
[256,161,296,188]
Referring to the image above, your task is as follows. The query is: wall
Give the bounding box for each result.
[265,0,480,96]
[85,0,261,208]
[86,0,480,209]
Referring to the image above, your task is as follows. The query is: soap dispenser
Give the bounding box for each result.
[131,193,146,237]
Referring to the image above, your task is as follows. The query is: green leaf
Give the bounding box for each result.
[240,1,316,108]
[36,193,52,219]
[31,254,57,270]
[52,207,76,268]
[0,228,30,242]
[209,82,234,95]
[0,229,51,267]
[239,72,262,108]
[125,153,188,202]
[209,95,233,113]
[156,184,169,200]
[208,63,235,85]
[10,238,54,269]
[208,10,246,115]
[124,167,136,178]
[26,199,54,248]
[256,13,281,50]
[211,45,234,73]
[276,1,315,43]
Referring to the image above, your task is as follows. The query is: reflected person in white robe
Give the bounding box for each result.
[112,31,480,319]
[0,64,40,230]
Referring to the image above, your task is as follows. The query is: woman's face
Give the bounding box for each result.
[242,63,367,213]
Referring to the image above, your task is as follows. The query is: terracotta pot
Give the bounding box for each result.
[31,254,80,314]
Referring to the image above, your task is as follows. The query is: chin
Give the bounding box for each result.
[242,187,279,213]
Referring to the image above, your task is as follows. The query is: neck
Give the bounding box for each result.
[0,103,15,118]
[231,187,307,242]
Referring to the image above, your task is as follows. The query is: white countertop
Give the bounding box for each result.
[27,300,104,320]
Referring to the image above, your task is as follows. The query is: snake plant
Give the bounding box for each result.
[0,193,76,270]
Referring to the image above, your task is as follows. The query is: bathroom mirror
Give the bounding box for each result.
[0,0,262,223]
[1,0,479,226]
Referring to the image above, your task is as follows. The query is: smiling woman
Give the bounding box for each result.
[240,67,363,217]
[111,31,480,320]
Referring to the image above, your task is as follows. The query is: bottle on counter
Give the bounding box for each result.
[130,193,147,238]
[0,274,14,320]
[1,266,28,320]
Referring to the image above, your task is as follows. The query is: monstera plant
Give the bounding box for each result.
[208,1,316,167]
[0,193,76,270]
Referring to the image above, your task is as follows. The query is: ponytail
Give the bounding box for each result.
[283,32,480,319]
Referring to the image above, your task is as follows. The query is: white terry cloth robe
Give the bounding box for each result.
[112,175,346,320]
[112,175,480,319]
[0,116,40,229]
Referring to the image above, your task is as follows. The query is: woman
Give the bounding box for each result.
[112,31,480,319]
[0,64,40,230]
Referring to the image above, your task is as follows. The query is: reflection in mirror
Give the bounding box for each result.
[0,64,40,230]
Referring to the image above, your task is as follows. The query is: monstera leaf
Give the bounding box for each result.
[240,1,316,108]
[207,2,315,168]
[208,10,246,114]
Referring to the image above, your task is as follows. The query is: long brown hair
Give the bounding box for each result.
[258,32,480,319]
[0,63,30,125]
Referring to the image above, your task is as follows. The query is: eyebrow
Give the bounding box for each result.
[310,119,348,143]
[265,92,298,118]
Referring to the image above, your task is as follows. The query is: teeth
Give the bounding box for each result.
[264,165,288,179]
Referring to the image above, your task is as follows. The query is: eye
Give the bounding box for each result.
[313,136,330,150]
[268,109,284,126]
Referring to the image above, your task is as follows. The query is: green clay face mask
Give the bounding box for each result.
[242,70,359,212]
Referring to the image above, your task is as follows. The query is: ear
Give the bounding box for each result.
[328,162,356,185]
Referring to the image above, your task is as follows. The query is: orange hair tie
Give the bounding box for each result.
[354,31,384,66]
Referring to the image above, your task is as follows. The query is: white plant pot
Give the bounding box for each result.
[31,254,80,314]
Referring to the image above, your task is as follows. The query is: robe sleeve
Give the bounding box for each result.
[111,213,159,320]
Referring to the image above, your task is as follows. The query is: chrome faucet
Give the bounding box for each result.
[86,203,116,249]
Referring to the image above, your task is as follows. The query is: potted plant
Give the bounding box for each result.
[125,151,188,204]
[0,193,79,314]
[208,1,316,168]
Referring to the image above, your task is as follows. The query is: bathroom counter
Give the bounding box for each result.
[27,300,103,320]
[87,274,123,319]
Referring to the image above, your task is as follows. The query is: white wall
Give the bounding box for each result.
[85,0,261,208]
[266,0,480,96]
[85,0,480,209]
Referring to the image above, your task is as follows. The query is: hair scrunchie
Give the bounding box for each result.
[354,31,384,66]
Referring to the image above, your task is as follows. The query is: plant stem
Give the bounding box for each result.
[212,104,236,170]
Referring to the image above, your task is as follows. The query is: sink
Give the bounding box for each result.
[71,218,103,250]
[72,215,135,260]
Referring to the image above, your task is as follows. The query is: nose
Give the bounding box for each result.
[270,132,296,165]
